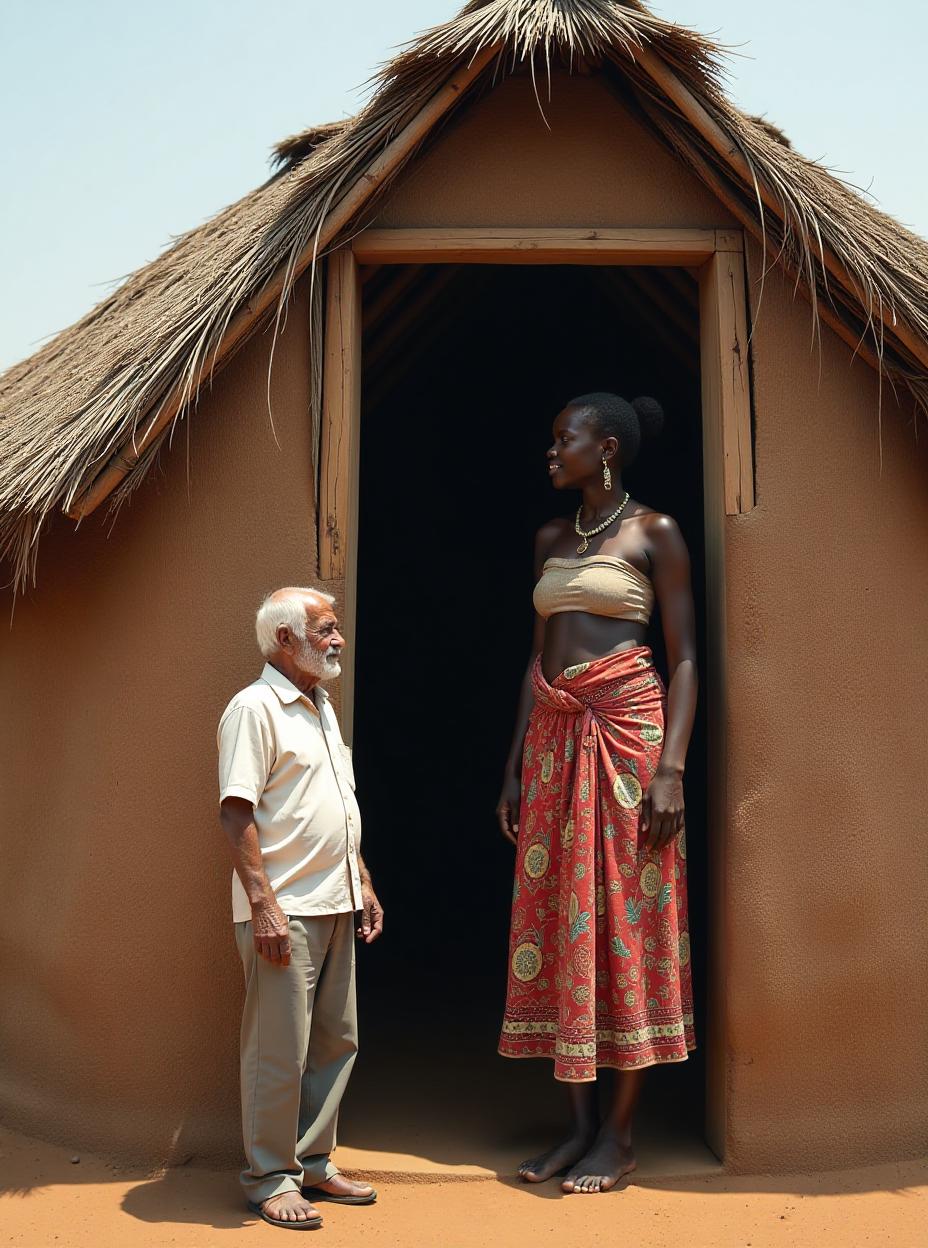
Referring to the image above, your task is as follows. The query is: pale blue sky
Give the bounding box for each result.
[1,1,925,372]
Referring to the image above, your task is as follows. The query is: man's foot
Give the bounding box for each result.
[561,1131,637,1193]
[518,1134,596,1183]
[303,1174,377,1205]
[250,1191,323,1228]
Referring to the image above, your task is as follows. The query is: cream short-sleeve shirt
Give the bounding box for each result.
[218,664,363,922]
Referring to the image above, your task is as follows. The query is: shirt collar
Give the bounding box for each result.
[260,662,329,706]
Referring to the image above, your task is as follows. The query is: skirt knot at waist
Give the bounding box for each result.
[531,646,664,719]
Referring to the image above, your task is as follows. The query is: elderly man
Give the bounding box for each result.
[218,586,382,1230]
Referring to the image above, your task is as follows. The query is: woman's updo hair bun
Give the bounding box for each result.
[567,391,665,466]
[631,396,664,441]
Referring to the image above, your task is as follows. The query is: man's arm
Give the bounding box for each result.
[355,851,383,944]
[220,796,291,966]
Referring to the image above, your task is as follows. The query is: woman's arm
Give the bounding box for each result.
[640,514,698,853]
[496,520,560,845]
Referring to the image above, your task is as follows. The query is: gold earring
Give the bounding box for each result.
[602,456,612,491]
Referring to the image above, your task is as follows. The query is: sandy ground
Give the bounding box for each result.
[1,1127,926,1248]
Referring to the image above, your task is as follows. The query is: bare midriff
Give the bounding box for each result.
[541,613,648,684]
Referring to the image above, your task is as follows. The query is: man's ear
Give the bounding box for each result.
[276,626,291,651]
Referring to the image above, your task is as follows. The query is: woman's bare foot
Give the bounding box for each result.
[260,1191,322,1224]
[561,1130,637,1193]
[518,1134,596,1183]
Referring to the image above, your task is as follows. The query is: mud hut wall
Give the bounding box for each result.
[373,71,737,229]
[0,278,319,1166]
[723,239,928,1171]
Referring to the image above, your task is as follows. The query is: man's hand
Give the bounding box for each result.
[356,883,384,944]
[251,898,291,966]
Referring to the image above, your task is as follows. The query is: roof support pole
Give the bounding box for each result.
[319,246,362,744]
[699,238,754,515]
[697,244,739,1164]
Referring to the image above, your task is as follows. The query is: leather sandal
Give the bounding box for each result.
[247,1199,323,1230]
[301,1181,377,1206]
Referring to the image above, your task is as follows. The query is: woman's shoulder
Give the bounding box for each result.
[633,507,681,536]
[632,507,689,565]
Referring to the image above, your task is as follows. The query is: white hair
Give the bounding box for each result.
[255,587,335,658]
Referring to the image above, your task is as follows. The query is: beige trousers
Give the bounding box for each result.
[234,911,358,1202]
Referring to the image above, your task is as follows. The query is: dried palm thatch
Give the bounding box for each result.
[2,0,927,591]
[272,119,353,171]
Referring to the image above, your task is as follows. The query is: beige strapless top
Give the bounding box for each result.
[533,554,654,625]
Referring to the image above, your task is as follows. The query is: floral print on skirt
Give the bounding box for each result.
[499,646,695,1081]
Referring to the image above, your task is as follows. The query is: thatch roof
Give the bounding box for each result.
[2,0,927,590]
[272,119,354,171]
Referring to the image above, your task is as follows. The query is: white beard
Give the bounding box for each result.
[296,638,341,681]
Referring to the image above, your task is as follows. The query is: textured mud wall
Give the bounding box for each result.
[0,282,318,1166]
[721,243,928,1169]
[376,70,737,229]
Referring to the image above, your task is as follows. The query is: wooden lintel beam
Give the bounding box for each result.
[352,227,719,267]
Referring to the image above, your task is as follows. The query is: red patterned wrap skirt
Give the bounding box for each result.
[499,646,695,1081]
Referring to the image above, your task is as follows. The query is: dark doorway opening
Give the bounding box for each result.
[341,264,712,1174]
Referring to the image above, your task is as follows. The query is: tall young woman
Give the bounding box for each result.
[497,392,697,1194]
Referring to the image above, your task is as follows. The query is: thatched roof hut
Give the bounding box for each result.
[2,0,927,589]
[1,0,926,1180]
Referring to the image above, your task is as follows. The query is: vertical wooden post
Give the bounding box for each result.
[697,231,756,1162]
[708,233,754,514]
[319,246,362,744]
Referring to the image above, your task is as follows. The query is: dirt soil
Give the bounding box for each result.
[1,1126,925,1248]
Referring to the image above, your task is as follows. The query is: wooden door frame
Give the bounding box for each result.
[319,226,755,1163]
